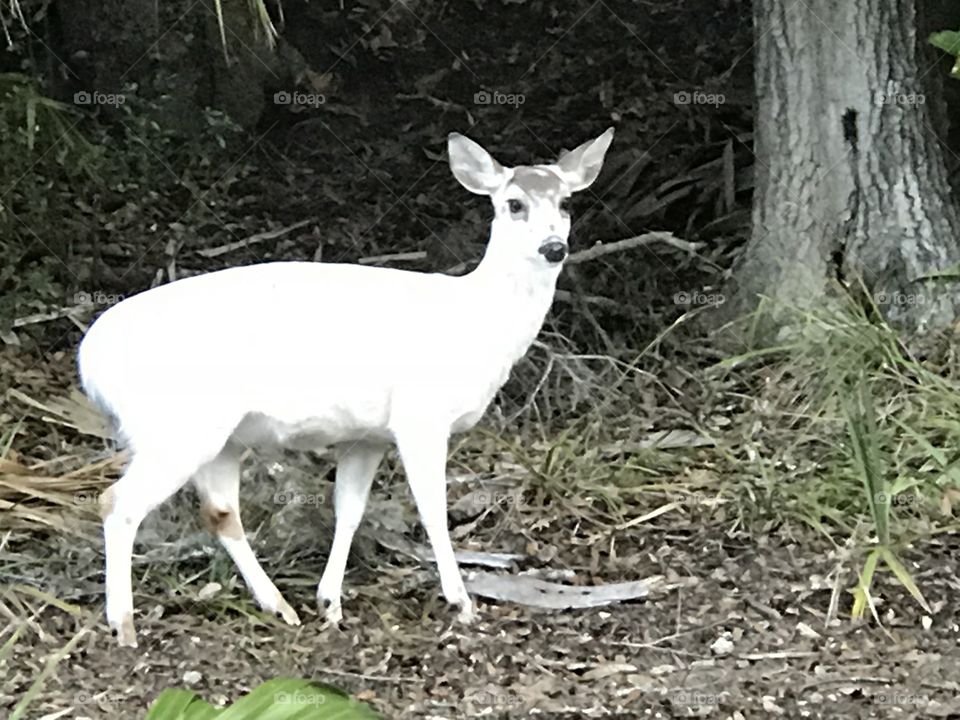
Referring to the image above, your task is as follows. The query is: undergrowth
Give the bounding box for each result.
[0,72,246,334]
[477,292,960,619]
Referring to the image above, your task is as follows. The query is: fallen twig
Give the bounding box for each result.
[567,231,703,265]
[553,289,639,315]
[11,305,90,329]
[445,232,700,275]
[196,219,313,258]
[396,93,467,114]
[358,250,428,265]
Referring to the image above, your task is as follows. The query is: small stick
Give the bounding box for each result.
[553,289,637,314]
[396,93,465,114]
[197,219,313,258]
[567,232,702,265]
[358,250,427,265]
[12,306,89,328]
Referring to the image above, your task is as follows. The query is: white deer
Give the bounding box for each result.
[79,127,614,646]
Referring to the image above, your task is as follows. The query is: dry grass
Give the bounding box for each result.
[0,448,123,534]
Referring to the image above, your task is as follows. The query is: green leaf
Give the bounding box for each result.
[930,30,960,54]
[891,416,960,487]
[879,547,931,614]
[851,547,880,620]
[886,474,921,497]
[144,689,220,720]
[844,377,888,544]
[930,31,960,78]
[145,678,381,720]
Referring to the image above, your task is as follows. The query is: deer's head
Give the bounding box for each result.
[448,128,614,271]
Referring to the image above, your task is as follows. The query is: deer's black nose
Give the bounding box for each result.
[538,237,568,263]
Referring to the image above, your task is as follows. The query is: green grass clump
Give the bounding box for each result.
[719,293,959,616]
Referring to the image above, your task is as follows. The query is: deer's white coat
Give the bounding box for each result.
[79,127,614,646]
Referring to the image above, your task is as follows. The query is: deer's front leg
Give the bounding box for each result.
[394,425,475,622]
[317,442,385,622]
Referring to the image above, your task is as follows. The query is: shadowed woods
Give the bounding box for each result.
[2,1,960,718]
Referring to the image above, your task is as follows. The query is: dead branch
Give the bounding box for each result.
[196,219,313,258]
[567,231,703,265]
[358,250,428,265]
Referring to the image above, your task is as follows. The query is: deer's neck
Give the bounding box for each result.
[462,237,562,363]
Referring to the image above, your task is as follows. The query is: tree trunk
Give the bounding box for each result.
[729,0,960,337]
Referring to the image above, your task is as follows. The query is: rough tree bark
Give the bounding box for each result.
[729,0,960,337]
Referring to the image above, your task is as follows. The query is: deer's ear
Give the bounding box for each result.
[448,133,507,195]
[555,127,614,192]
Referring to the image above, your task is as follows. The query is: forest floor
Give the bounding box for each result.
[3,1,960,718]
[2,480,959,719]
[3,348,960,720]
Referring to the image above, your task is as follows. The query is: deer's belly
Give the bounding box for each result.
[231,403,392,452]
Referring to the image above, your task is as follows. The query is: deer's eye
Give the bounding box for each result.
[507,199,526,215]
[559,198,572,215]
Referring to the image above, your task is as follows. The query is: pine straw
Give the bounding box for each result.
[0,450,124,534]
[1,347,122,535]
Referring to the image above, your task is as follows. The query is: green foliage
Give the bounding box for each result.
[111,93,245,176]
[0,71,246,331]
[843,377,888,545]
[843,373,930,618]
[929,30,960,78]
[0,73,95,161]
[727,292,958,616]
[145,678,380,720]
[0,73,101,328]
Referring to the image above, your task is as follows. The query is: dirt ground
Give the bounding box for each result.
[3,480,960,720]
[2,2,960,718]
